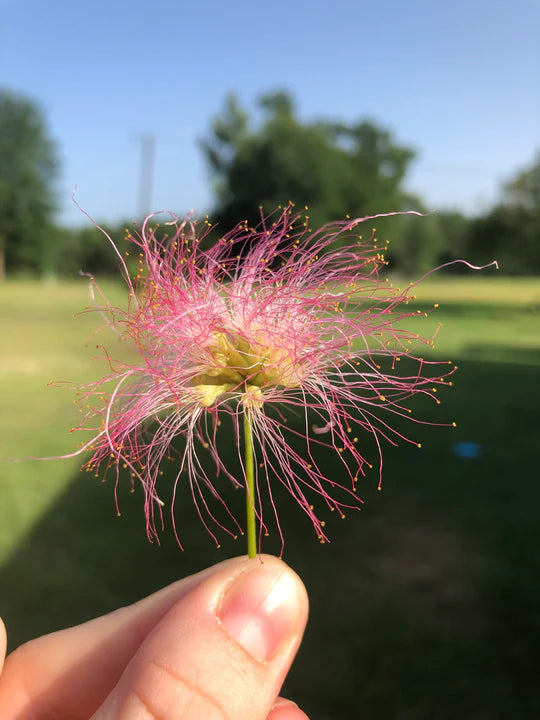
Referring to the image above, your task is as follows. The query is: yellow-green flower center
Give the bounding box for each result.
[193,331,302,408]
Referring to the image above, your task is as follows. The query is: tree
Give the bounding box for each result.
[387,212,444,276]
[469,153,540,274]
[201,91,416,234]
[504,152,540,210]
[0,89,59,279]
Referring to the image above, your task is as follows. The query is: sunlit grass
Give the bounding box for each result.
[410,274,540,306]
[398,275,540,361]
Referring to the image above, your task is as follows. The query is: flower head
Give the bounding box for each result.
[71,205,480,552]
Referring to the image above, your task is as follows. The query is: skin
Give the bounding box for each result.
[0,555,310,719]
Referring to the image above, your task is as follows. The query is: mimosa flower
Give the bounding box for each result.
[69,206,492,552]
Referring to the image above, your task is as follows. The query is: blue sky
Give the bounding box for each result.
[2,0,538,226]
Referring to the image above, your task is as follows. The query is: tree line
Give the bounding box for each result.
[1,88,538,280]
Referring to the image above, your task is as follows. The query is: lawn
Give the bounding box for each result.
[1,275,539,719]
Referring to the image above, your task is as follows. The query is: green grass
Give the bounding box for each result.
[406,275,540,362]
[1,276,539,719]
[0,280,127,561]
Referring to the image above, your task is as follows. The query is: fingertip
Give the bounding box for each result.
[268,697,311,720]
[250,554,310,615]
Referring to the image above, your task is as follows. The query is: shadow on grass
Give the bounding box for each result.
[1,356,539,719]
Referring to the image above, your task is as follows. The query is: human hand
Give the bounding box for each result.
[0,554,309,719]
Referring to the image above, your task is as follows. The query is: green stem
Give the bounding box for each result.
[243,412,257,559]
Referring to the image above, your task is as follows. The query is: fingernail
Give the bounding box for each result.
[272,698,299,709]
[218,565,302,662]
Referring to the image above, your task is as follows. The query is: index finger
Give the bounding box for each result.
[0,556,249,718]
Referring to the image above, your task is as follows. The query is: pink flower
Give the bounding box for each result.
[70,206,485,552]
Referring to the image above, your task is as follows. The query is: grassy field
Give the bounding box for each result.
[1,275,539,719]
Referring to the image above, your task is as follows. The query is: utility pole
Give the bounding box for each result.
[136,133,155,219]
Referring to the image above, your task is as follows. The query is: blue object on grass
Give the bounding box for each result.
[453,441,482,459]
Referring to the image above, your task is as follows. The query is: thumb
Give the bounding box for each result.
[92,555,308,720]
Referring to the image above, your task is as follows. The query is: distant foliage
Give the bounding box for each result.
[54,220,182,279]
[62,145,539,280]
[200,91,538,275]
[0,89,59,279]
[3,87,537,278]
[201,90,416,233]
[468,153,540,274]
[52,224,132,278]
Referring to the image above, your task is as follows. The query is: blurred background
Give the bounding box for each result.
[1,0,539,717]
